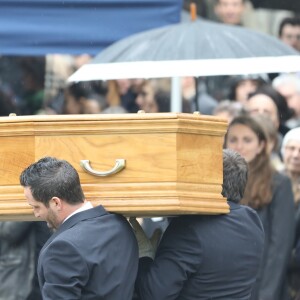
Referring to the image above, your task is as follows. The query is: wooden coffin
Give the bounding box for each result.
[0,113,228,220]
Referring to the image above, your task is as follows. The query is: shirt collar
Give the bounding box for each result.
[63,201,93,224]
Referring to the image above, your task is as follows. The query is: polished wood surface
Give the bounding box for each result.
[0,113,228,220]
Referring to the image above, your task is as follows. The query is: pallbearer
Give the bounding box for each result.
[20,156,138,300]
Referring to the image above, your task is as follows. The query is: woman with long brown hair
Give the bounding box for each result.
[225,115,295,300]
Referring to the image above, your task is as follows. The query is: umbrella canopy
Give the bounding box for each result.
[69,17,300,82]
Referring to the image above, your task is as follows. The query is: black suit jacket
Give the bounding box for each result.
[38,205,138,300]
[136,202,265,300]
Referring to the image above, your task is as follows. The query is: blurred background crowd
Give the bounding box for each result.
[0,0,299,118]
[1,0,300,299]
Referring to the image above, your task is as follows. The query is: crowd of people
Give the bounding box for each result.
[0,0,300,299]
[0,0,299,117]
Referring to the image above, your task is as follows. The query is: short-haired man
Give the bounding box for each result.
[131,149,265,299]
[214,0,246,25]
[20,156,138,300]
[278,17,300,51]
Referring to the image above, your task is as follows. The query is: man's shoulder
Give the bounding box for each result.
[70,209,129,232]
[43,213,132,251]
[232,203,261,221]
[232,204,264,235]
[235,203,257,214]
[66,205,126,227]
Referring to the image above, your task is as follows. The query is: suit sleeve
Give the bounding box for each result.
[259,175,295,300]
[136,218,202,300]
[40,239,89,300]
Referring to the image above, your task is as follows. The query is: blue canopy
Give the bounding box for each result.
[0,0,182,56]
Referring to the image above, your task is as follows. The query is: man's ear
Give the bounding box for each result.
[50,197,63,211]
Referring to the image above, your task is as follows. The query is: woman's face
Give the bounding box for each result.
[283,140,300,175]
[135,83,155,111]
[226,124,265,163]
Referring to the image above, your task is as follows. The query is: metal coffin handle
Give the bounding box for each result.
[80,159,126,177]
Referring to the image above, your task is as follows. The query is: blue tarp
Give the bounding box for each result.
[0,0,182,56]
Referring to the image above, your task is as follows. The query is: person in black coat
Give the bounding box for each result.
[131,149,265,300]
[0,221,51,300]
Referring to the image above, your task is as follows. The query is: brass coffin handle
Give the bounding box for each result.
[80,159,126,177]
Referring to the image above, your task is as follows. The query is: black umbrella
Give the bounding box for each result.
[69,15,299,111]
[70,16,299,80]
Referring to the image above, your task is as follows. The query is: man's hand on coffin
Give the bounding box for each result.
[129,217,155,259]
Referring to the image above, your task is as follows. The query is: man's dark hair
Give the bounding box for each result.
[278,17,300,37]
[154,89,170,112]
[222,149,248,203]
[20,157,85,207]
